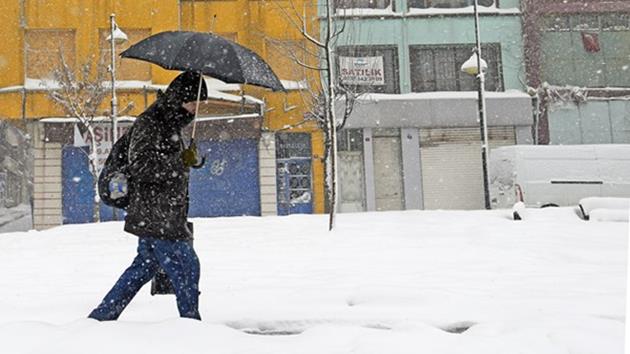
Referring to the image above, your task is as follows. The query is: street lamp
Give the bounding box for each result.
[460,0,491,210]
[107,14,127,220]
[107,14,128,145]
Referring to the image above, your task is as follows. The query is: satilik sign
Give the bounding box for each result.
[339,56,385,86]
[74,123,132,171]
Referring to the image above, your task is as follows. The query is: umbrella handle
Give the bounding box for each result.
[191,72,204,139]
[191,155,206,169]
[183,138,205,168]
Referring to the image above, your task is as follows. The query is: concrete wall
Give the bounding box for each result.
[343,93,533,129]
[549,100,630,145]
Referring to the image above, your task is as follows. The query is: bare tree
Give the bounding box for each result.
[265,0,358,230]
[46,52,109,222]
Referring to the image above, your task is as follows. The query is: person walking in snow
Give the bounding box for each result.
[88,71,208,321]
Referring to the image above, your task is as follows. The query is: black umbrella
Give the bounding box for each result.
[121,31,285,169]
[120,31,284,91]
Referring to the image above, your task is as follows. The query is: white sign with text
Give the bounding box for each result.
[74,123,131,171]
[339,56,385,86]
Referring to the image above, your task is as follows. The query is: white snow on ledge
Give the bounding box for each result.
[335,6,395,17]
[407,5,520,16]
[356,90,530,102]
[39,116,137,123]
[21,78,243,92]
[16,78,261,105]
[281,80,309,91]
[25,78,61,90]
[333,5,520,17]
[100,80,153,89]
[204,77,241,91]
[0,85,25,93]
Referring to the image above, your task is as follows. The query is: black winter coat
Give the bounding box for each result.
[124,71,207,241]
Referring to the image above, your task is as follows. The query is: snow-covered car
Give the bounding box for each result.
[489,144,630,209]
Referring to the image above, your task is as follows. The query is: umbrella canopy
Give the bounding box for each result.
[120,31,284,91]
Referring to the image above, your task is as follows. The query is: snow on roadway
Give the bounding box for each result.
[0,204,32,234]
[0,208,626,354]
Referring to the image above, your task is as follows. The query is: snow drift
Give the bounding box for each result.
[0,209,626,354]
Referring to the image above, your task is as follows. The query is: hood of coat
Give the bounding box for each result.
[157,71,208,129]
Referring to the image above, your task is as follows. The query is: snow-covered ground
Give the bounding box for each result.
[0,208,626,354]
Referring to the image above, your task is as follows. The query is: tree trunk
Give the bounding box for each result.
[325,0,338,231]
[87,126,101,223]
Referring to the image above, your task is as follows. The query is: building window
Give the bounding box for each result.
[542,14,630,32]
[408,0,495,9]
[335,0,391,10]
[99,28,152,81]
[25,29,76,80]
[275,133,313,215]
[337,129,364,152]
[541,14,630,87]
[409,43,503,92]
[337,45,400,94]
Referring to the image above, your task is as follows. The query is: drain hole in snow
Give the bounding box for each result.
[440,321,476,334]
[363,323,392,330]
[225,321,306,336]
[242,329,304,336]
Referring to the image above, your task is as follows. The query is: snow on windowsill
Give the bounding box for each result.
[39,113,261,124]
[206,89,264,105]
[356,90,531,102]
[24,79,154,91]
[406,5,520,16]
[24,78,61,90]
[145,84,262,105]
[17,78,262,106]
[100,80,153,89]
[39,116,137,123]
[22,78,243,92]
[335,5,397,17]
[204,77,242,91]
[332,5,520,18]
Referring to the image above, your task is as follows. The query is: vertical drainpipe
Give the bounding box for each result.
[177,0,182,30]
[191,0,195,29]
[20,0,27,122]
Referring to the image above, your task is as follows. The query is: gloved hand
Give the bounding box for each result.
[182,140,205,168]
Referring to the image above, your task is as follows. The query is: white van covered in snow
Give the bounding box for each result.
[489,145,630,209]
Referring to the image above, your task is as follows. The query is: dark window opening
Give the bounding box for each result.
[409,43,503,92]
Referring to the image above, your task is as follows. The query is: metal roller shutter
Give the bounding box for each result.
[420,127,516,210]
[373,129,404,211]
[188,139,261,217]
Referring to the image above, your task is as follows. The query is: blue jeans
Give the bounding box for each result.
[89,237,201,321]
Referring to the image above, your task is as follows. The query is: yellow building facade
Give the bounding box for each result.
[0,0,324,225]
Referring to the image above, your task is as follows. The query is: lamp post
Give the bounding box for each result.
[461,0,491,210]
[107,14,128,144]
[108,14,127,220]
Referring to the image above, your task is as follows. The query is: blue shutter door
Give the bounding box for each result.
[62,146,93,224]
[188,139,261,217]
[62,146,125,224]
